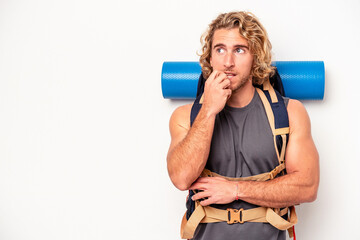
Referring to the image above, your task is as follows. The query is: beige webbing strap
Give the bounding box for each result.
[273,135,281,164]
[279,134,287,164]
[180,204,206,239]
[256,88,276,134]
[266,206,298,231]
[274,127,290,135]
[272,134,288,165]
[201,165,285,182]
[203,206,296,231]
[199,94,204,104]
[263,80,278,103]
[287,225,295,238]
[181,168,297,239]
[257,87,289,166]
[201,206,270,223]
[258,87,282,164]
[181,204,295,239]
[269,163,286,180]
[256,88,290,135]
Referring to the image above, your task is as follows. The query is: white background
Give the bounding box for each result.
[0,0,359,239]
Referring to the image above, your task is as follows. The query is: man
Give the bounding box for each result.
[167,11,319,239]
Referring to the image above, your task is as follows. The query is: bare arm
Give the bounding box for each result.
[167,71,231,191]
[191,99,320,208]
[167,104,216,191]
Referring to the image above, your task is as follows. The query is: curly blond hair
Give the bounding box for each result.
[200,11,275,85]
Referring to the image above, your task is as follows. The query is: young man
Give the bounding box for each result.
[167,11,319,239]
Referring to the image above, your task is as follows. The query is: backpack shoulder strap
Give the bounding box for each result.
[256,80,290,164]
[190,73,206,126]
[190,94,202,126]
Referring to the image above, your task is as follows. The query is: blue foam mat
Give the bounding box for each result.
[161,61,325,100]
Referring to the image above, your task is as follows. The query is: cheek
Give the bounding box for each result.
[210,56,223,69]
[237,57,253,72]
[248,56,254,68]
[246,60,253,73]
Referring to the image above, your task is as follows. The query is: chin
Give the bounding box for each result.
[232,82,248,92]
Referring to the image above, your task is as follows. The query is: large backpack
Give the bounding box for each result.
[181,69,297,239]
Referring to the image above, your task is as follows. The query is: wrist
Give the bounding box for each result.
[232,181,239,201]
[199,105,217,119]
[233,181,239,201]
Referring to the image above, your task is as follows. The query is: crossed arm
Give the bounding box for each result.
[167,71,232,191]
[167,98,319,208]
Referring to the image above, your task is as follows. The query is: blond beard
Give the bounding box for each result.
[231,75,252,93]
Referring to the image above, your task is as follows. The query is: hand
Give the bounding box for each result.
[202,71,232,116]
[189,177,237,206]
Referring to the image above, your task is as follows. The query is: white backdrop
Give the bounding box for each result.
[0,0,359,239]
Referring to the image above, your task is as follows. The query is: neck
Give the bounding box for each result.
[226,80,255,108]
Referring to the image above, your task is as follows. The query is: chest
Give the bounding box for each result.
[206,103,280,177]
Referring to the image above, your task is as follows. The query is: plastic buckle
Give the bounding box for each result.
[269,171,275,180]
[227,208,244,224]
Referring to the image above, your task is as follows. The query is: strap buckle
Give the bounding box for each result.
[269,171,276,180]
[227,208,244,224]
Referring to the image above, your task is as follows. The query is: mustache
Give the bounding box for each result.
[224,68,235,72]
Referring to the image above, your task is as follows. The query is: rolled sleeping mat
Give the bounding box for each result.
[161,61,325,100]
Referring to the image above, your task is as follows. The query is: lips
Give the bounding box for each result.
[225,72,236,79]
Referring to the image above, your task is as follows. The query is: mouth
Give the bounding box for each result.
[225,72,236,79]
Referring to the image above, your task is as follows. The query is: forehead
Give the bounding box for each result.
[212,28,248,47]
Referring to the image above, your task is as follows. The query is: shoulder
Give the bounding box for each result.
[287,99,311,135]
[169,103,193,133]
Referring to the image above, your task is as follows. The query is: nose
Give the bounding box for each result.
[224,52,235,69]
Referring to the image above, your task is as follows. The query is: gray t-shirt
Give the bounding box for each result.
[193,90,289,240]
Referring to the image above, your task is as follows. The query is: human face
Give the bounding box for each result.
[210,28,254,92]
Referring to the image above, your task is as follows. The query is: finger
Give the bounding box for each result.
[225,89,232,99]
[199,197,213,206]
[214,72,228,83]
[219,78,231,89]
[194,177,222,185]
[192,191,211,201]
[207,70,219,83]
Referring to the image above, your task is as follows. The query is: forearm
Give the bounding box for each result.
[237,172,318,208]
[167,108,216,190]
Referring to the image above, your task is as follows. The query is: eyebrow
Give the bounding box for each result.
[213,43,249,49]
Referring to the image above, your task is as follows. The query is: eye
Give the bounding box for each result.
[216,48,225,54]
[235,48,245,54]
